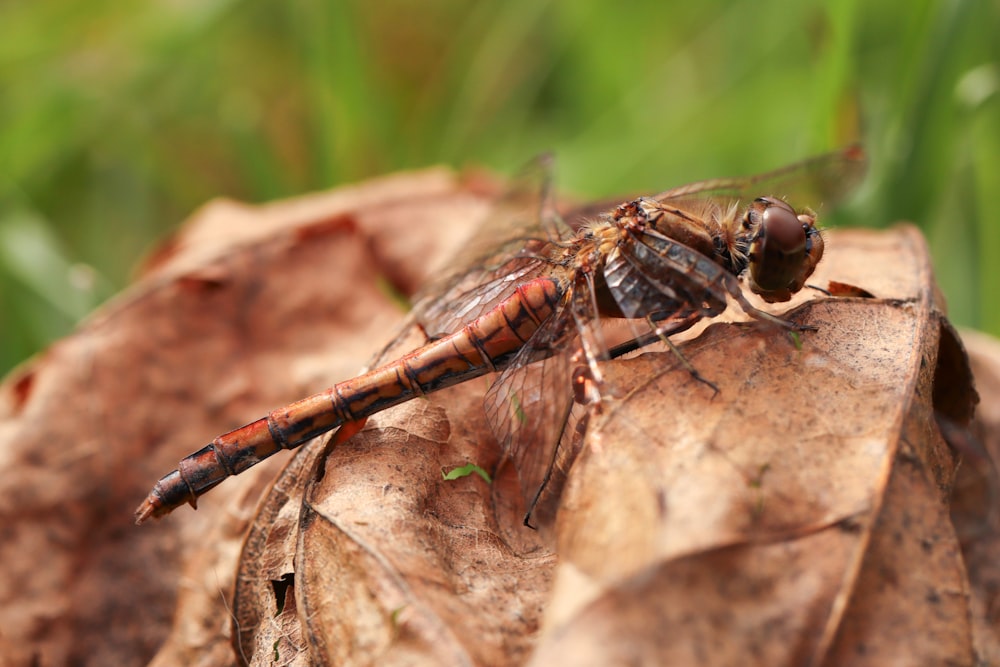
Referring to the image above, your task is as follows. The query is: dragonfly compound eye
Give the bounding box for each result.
[747,197,822,302]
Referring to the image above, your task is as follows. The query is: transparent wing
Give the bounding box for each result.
[485,267,627,531]
[482,295,582,527]
[415,255,558,339]
[650,145,867,211]
[412,154,574,337]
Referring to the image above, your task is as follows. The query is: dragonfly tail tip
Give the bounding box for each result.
[134,499,155,525]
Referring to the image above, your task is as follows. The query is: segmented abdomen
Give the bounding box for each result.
[135,277,562,523]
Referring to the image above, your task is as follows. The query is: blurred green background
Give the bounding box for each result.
[1,0,998,375]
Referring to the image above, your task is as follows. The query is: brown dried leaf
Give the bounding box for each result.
[533,226,989,666]
[228,224,989,666]
[952,329,1000,665]
[229,322,554,666]
[1,162,992,667]
[0,167,496,666]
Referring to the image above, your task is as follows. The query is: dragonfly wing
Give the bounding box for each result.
[415,256,556,338]
[650,146,867,210]
[604,244,692,320]
[412,155,573,337]
[486,268,625,534]
[605,226,732,324]
[443,153,570,271]
[484,304,582,532]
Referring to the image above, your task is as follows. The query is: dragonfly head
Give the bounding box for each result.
[744,197,823,303]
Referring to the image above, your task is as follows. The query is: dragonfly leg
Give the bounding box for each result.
[805,283,832,296]
[644,313,719,396]
[414,321,446,343]
[729,284,818,334]
[601,312,720,393]
[605,309,703,358]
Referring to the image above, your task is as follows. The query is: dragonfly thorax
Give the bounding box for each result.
[573,216,627,273]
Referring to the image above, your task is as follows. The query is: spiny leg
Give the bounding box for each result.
[603,311,718,394]
[727,285,819,341]
[643,313,719,395]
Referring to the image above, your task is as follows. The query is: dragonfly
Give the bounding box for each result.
[135,146,865,526]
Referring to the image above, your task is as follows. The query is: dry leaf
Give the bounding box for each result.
[0,168,497,666]
[0,167,992,667]
[534,227,988,666]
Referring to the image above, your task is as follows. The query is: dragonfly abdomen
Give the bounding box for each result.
[135,277,561,523]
